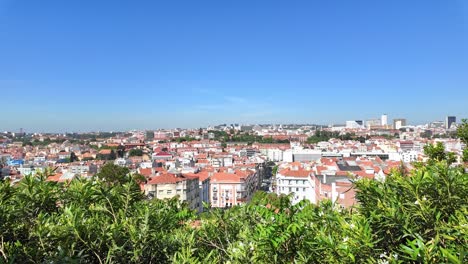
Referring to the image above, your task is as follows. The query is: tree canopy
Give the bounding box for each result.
[457,119,468,162]
[128,148,143,157]
[1,159,467,263]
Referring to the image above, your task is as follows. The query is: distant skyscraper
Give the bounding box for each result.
[393,118,407,130]
[446,116,456,129]
[381,114,388,126]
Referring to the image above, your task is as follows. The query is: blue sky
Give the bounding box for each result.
[0,0,467,132]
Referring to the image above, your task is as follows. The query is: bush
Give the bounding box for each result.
[1,162,466,263]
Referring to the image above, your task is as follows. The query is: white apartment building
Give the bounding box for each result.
[275,166,315,205]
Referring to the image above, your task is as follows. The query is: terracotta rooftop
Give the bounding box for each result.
[146,173,195,185]
[279,168,311,178]
[211,172,242,183]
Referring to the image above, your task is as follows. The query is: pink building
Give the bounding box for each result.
[210,170,257,208]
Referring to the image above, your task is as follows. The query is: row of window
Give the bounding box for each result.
[279,180,308,185]
[281,187,308,192]
[157,189,190,195]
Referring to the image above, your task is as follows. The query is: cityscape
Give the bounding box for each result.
[0,114,465,211]
[1,0,468,263]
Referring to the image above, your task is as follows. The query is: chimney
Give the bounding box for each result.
[323,174,327,184]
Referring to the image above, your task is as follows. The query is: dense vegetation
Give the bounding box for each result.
[1,157,466,263]
[306,131,371,144]
[209,130,290,144]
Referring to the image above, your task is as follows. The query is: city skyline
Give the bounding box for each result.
[1,113,464,134]
[1,0,467,131]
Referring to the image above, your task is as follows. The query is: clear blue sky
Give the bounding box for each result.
[0,0,467,132]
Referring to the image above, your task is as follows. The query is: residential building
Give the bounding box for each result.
[400,151,419,163]
[144,173,200,210]
[312,174,356,208]
[275,165,314,205]
[69,165,90,176]
[209,170,257,208]
[152,151,173,161]
[210,154,233,167]
[185,171,211,212]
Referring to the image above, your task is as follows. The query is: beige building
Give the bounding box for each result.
[144,173,200,210]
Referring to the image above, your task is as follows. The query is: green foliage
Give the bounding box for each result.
[463,149,468,163]
[172,136,198,143]
[355,162,468,263]
[128,149,143,157]
[70,152,79,162]
[1,161,466,263]
[307,131,368,144]
[307,130,340,144]
[95,163,131,185]
[0,173,195,263]
[458,119,468,163]
[208,130,289,144]
[208,130,229,141]
[178,192,375,263]
[272,165,279,176]
[424,142,456,164]
[457,119,468,145]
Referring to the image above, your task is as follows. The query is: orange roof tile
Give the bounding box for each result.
[279,168,311,178]
[146,173,193,185]
[211,172,242,183]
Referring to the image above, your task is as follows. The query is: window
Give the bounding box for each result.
[296,187,299,192]
[167,190,172,194]
[340,193,345,199]
[288,180,292,185]
[289,187,292,192]
[303,188,306,192]
[159,190,164,193]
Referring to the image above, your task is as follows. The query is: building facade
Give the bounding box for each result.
[144,173,200,210]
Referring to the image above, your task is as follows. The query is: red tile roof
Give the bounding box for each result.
[211,172,242,183]
[139,168,152,177]
[279,168,311,178]
[146,173,194,185]
[99,149,112,155]
[196,171,210,182]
